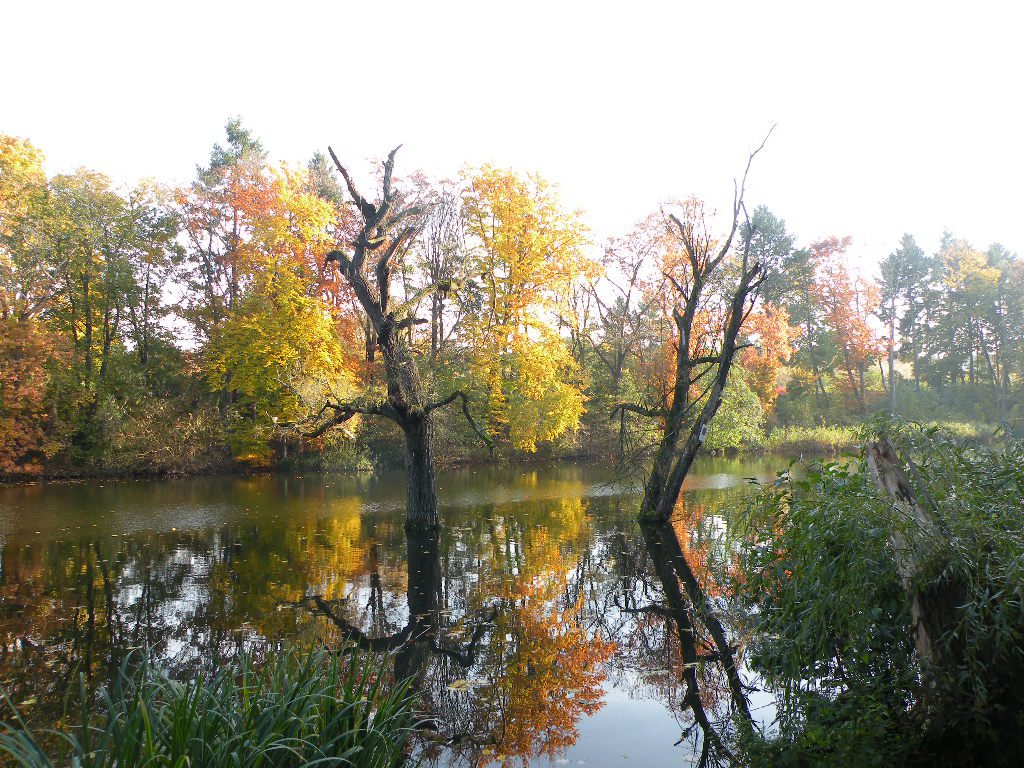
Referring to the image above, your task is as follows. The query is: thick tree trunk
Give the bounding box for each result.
[640,263,758,523]
[376,315,441,529]
[401,415,440,530]
[640,397,686,520]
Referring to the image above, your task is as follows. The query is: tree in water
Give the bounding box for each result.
[616,133,773,523]
[305,146,491,529]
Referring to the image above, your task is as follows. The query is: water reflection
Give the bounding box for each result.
[0,459,783,766]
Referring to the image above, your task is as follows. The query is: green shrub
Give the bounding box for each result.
[734,458,916,767]
[705,375,766,452]
[732,424,1024,766]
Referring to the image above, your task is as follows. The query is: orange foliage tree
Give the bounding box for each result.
[0,321,62,474]
[740,304,802,414]
[812,236,883,413]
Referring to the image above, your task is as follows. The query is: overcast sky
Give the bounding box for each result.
[4,0,1022,264]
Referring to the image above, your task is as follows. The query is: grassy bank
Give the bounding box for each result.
[0,650,416,768]
[2,420,1001,486]
[752,419,998,456]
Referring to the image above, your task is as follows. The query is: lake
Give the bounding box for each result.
[0,457,790,766]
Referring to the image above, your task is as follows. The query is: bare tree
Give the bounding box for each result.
[306,146,490,529]
[615,133,772,523]
[420,185,468,360]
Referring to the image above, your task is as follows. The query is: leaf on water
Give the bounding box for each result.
[18,698,37,708]
[447,678,486,692]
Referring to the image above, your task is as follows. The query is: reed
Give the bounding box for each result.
[0,649,415,768]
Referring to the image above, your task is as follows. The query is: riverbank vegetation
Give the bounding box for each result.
[732,423,1024,766]
[2,123,1023,481]
[0,649,415,768]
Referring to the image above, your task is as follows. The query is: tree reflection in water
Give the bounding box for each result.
[0,463,775,766]
[635,522,754,767]
[306,504,755,766]
[307,505,617,765]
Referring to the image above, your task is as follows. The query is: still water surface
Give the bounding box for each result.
[0,458,789,767]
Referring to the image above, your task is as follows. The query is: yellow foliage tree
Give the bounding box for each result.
[461,167,593,452]
[206,165,358,463]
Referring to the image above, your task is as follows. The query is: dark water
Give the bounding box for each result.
[0,458,788,766]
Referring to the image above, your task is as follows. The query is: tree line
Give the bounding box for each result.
[2,121,1022,479]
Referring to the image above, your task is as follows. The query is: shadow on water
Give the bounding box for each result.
[0,458,785,766]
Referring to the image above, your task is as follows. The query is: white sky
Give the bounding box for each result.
[3,0,1023,265]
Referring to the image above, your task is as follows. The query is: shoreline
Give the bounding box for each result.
[1,420,997,488]
[0,443,842,488]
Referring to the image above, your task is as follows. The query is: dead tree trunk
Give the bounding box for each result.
[866,437,966,667]
[640,523,734,762]
[306,146,491,530]
[643,523,754,727]
[310,527,494,692]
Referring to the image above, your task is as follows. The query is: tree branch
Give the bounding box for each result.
[424,390,494,451]
[327,146,375,222]
[611,402,668,420]
[299,399,399,439]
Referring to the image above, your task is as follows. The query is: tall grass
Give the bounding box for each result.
[0,649,415,768]
[761,424,858,454]
[759,420,995,456]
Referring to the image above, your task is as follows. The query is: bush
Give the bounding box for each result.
[732,424,1024,766]
[0,649,416,768]
[704,375,766,452]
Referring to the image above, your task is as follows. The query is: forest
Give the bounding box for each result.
[2,119,1023,481]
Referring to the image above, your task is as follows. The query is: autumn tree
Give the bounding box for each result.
[1,135,56,324]
[206,165,356,463]
[740,305,800,415]
[812,236,881,414]
[738,207,801,415]
[460,166,593,452]
[0,135,61,471]
[177,119,272,367]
